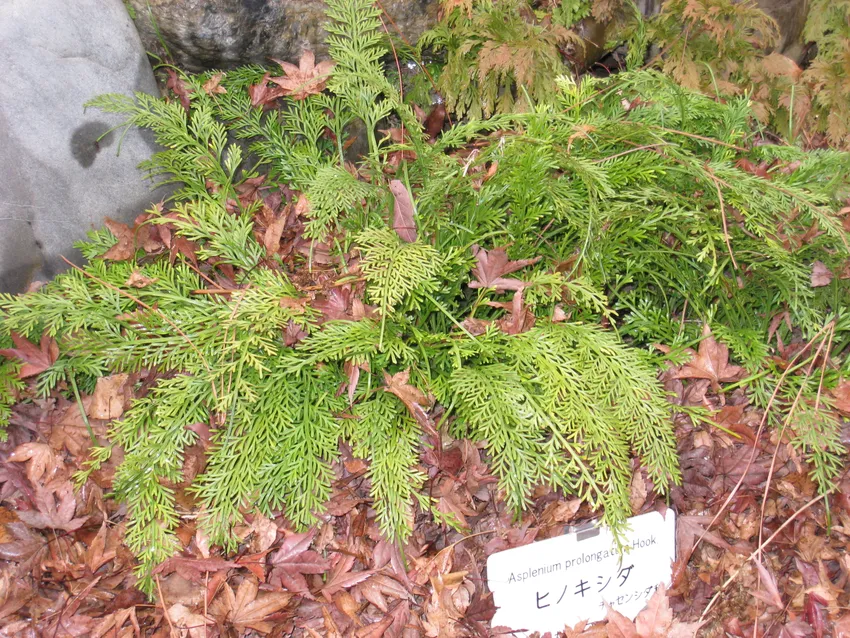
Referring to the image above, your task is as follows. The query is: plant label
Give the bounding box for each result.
[487,510,676,635]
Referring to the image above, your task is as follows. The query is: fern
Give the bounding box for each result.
[4,0,850,597]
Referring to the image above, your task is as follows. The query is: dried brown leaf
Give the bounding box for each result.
[202,72,227,95]
[270,51,335,100]
[166,69,192,111]
[752,559,784,609]
[0,331,59,378]
[17,481,89,531]
[811,261,834,287]
[8,442,58,484]
[389,180,417,243]
[89,373,130,420]
[674,324,744,391]
[210,578,291,634]
[468,245,540,292]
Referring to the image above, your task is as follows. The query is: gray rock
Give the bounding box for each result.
[0,0,169,294]
[128,0,439,72]
[756,0,808,61]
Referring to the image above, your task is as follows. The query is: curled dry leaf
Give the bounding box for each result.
[487,290,535,335]
[166,69,192,112]
[389,180,417,243]
[88,373,131,420]
[124,270,157,288]
[247,513,279,553]
[202,72,227,95]
[383,369,436,436]
[101,218,135,261]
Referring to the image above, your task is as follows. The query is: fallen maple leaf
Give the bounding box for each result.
[356,574,409,613]
[673,324,744,391]
[249,73,287,108]
[17,481,89,531]
[7,442,58,484]
[811,261,834,287]
[389,180,417,243]
[831,380,850,415]
[209,577,291,634]
[468,245,540,292]
[0,331,59,378]
[752,559,784,609]
[85,522,117,573]
[246,513,279,553]
[605,584,701,638]
[202,72,227,95]
[270,51,335,100]
[124,270,156,288]
[101,218,136,261]
[268,530,330,594]
[168,603,213,638]
[321,553,374,599]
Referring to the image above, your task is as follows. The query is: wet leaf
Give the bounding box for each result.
[88,373,130,420]
[17,482,89,531]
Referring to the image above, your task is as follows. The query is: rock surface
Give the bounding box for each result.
[755,0,808,60]
[128,0,439,72]
[0,0,170,294]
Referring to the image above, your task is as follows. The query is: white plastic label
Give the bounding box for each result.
[487,510,676,635]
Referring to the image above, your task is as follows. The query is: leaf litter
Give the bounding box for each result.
[3,327,850,637]
[3,55,850,638]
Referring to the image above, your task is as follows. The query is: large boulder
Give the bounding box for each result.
[0,0,170,294]
[128,0,440,72]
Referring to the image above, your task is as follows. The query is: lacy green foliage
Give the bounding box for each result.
[418,0,581,118]
[3,0,850,596]
[0,343,22,439]
[648,0,778,92]
[802,0,850,147]
[423,0,850,147]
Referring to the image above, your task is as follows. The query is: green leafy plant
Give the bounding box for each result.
[2,0,850,596]
[418,0,582,117]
